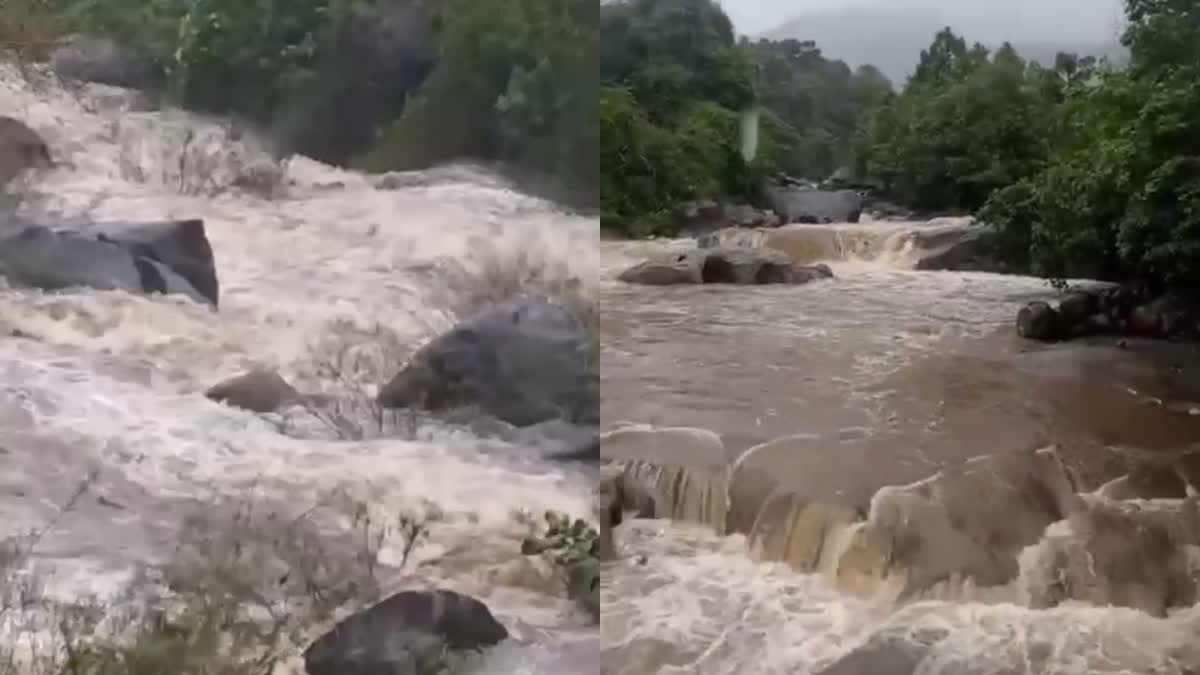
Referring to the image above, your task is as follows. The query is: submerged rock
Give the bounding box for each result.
[204,369,300,413]
[0,216,219,306]
[617,247,833,286]
[0,117,54,189]
[499,418,599,462]
[1021,495,1200,616]
[378,295,596,427]
[304,589,508,675]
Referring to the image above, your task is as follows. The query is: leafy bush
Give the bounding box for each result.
[521,511,598,621]
[0,479,438,675]
[56,0,352,120]
[360,0,598,209]
[978,0,1200,290]
[599,0,895,237]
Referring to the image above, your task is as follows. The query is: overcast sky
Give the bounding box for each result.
[719,0,1126,44]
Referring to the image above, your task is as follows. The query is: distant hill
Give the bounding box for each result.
[760,5,1127,86]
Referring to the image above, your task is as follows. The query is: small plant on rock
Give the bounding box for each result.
[520,511,599,622]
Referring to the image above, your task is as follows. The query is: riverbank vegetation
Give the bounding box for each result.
[867,0,1200,291]
[602,0,1199,296]
[0,0,598,210]
[599,0,891,236]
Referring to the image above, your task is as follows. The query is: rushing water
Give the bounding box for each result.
[600,231,1200,673]
[0,66,598,672]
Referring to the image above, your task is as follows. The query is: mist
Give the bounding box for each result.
[722,0,1125,44]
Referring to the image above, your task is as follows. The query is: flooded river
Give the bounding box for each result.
[599,230,1200,674]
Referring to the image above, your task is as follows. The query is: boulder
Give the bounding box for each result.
[598,463,660,561]
[597,466,623,562]
[0,216,219,307]
[911,225,1006,272]
[1021,496,1200,616]
[1016,287,1199,343]
[377,295,595,427]
[1129,294,1199,339]
[762,184,863,224]
[677,200,780,236]
[1057,291,1096,327]
[304,589,507,675]
[0,117,54,190]
[815,624,950,675]
[1016,301,1063,341]
[498,419,598,462]
[617,247,834,286]
[204,370,300,413]
[49,36,159,90]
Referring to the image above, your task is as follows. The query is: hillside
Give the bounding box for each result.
[760,4,1126,85]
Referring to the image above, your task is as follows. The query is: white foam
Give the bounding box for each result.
[1,63,596,669]
[604,521,1200,674]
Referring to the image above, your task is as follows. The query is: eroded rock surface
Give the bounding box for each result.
[304,589,508,675]
[0,216,219,306]
[378,295,595,427]
[617,247,833,286]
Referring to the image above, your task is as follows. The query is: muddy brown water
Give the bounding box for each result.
[599,234,1200,675]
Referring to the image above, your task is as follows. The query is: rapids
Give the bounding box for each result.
[0,65,598,672]
[600,227,1200,673]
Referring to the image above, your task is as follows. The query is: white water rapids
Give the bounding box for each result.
[1,66,598,672]
[600,235,1200,674]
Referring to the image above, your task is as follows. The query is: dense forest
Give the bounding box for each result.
[601,0,1200,294]
[0,0,598,209]
[600,0,892,236]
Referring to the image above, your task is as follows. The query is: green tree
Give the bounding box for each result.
[863,29,1057,212]
[362,0,598,207]
[980,0,1200,289]
[598,0,759,235]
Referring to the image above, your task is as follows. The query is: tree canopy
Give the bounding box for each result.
[599,0,894,236]
[11,0,598,209]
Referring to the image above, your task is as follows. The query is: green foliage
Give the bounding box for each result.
[746,39,893,179]
[521,511,598,623]
[599,0,896,237]
[520,511,597,564]
[362,0,597,207]
[57,0,353,120]
[863,31,1059,212]
[598,0,759,236]
[977,0,1200,290]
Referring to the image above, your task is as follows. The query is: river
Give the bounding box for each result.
[600,229,1200,674]
[0,65,598,672]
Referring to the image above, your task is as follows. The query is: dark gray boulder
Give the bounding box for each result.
[0,216,218,307]
[304,589,508,675]
[378,295,596,428]
[815,625,950,675]
[762,184,864,224]
[1016,301,1063,341]
[617,247,834,286]
[205,370,301,413]
[50,36,158,90]
[910,225,1007,273]
[0,117,54,189]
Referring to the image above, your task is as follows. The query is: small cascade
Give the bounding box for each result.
[701,217,985,269]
